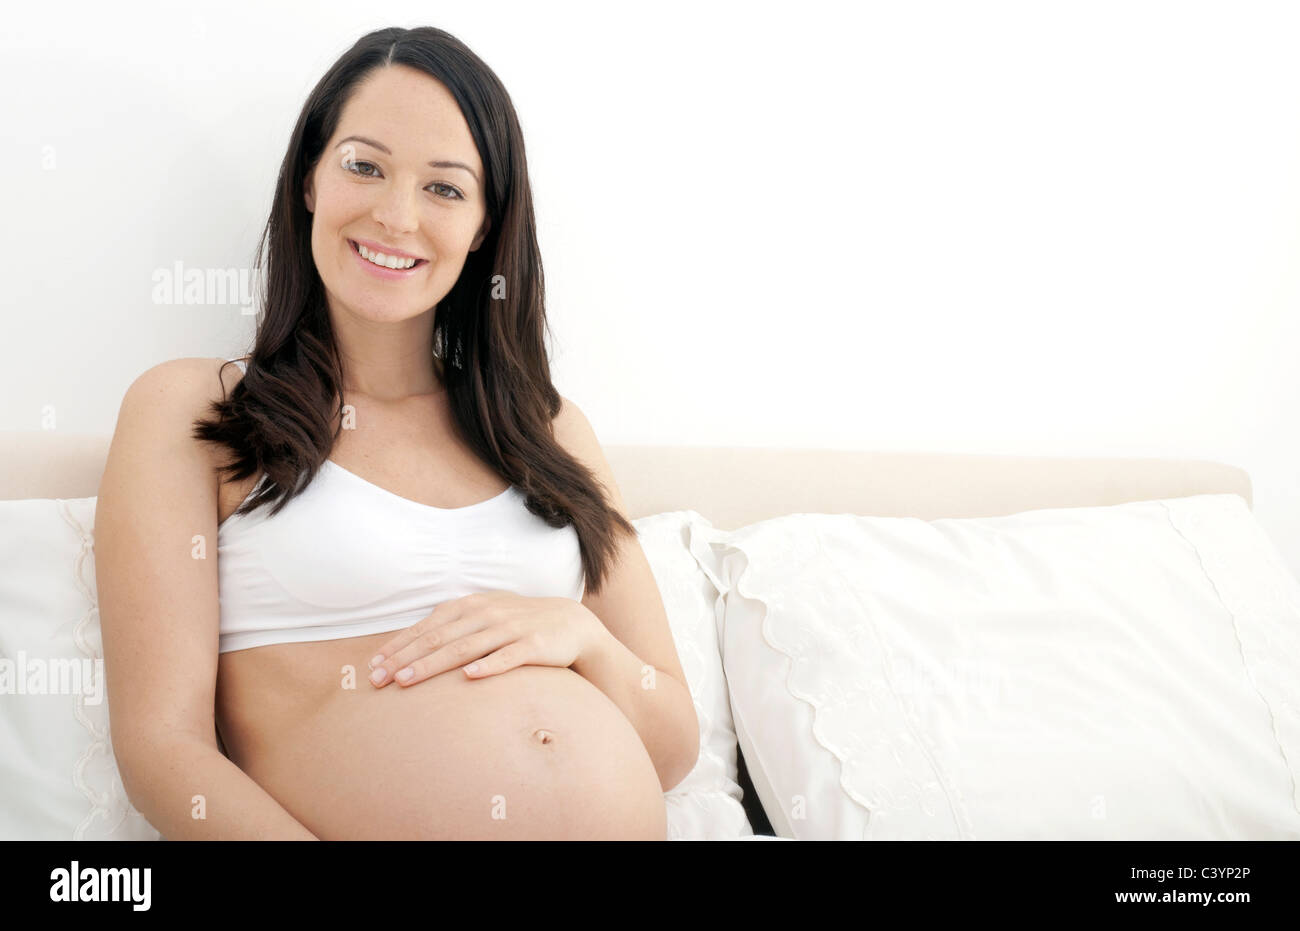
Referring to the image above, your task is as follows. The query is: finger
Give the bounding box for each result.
[370,617,481,686]
[463,640,531,679]
[394,627,517,688]
[367,626,422,673]
[368,597,463,670]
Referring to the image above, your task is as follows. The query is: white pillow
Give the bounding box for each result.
[697,493,1300,840]
[0,497,751,840]
[632,511,753,839]
[0,497,160,840]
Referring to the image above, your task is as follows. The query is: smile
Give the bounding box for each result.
[348,239,428,278]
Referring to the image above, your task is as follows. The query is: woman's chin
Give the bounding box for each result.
[334,299,435,325]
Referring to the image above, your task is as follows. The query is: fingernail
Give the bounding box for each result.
[368,654,385,669]
[370,667,387,685]
[396,668,414,682]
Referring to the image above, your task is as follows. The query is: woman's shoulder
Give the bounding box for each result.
[124,356,243,398]
[109,357,248,483]
[129,355,250,440]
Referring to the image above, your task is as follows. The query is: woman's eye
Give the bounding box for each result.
[345,161,463,200]
[429,182,465,201]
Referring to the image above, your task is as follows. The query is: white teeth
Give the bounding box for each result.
[356,242,418,269]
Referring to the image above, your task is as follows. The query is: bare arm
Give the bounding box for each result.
[95,358,317,840]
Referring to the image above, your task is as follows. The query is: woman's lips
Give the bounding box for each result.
[348,239,428,280]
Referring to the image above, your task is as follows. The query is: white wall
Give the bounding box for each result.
[2,0,1298,576]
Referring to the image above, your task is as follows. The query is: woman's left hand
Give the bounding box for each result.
[365,591,602,688]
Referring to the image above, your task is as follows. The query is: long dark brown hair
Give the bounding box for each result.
[192,26,633,596]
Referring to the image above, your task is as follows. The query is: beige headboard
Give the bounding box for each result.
[0,430,1252,531]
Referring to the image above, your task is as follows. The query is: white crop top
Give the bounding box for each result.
[216,359,586,653]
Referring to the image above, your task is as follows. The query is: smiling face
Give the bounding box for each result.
[303,65,490,331]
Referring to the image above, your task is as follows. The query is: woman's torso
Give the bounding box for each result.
[208,358,667,839]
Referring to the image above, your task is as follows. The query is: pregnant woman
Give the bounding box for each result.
[93,26,699,840]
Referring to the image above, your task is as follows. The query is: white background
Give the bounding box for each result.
[1,1,1297,575]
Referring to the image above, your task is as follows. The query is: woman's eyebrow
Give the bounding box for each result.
[337,134,480,184]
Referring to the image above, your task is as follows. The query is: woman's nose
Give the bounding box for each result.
[371,183,420,232]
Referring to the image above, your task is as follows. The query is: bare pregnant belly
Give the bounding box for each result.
[213,630,668,840]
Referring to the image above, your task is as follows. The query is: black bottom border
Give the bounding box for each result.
[5,839,1293,917]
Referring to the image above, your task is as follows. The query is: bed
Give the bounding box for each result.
[2,429,1296,840]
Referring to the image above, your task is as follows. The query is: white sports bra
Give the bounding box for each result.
[216,359,586,653]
